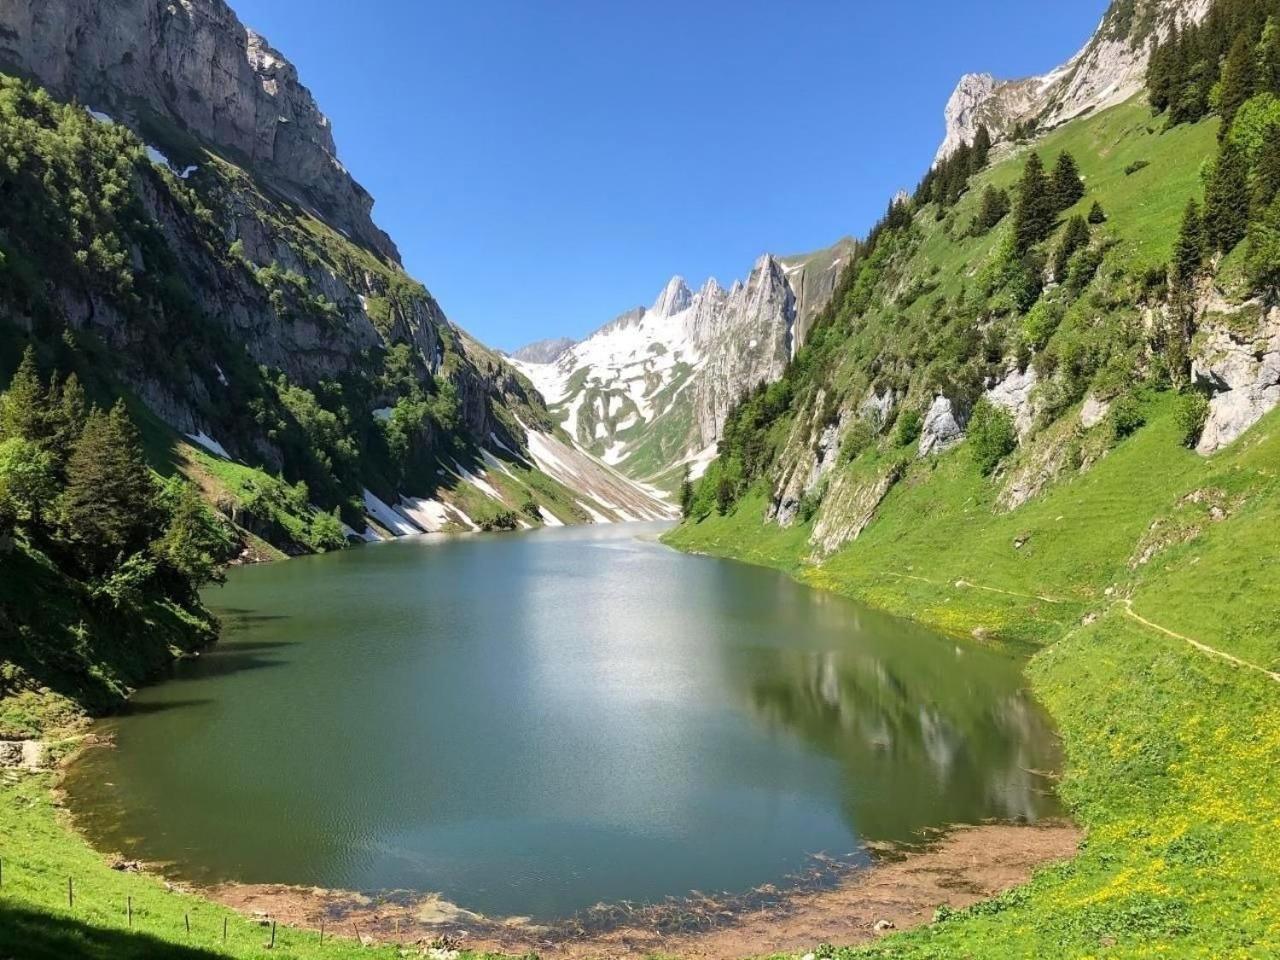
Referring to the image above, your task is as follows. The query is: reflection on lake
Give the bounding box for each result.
[65,523,1061,920]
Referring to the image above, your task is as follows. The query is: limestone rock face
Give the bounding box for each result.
[919,397,967,458]
[986,366,1039,438]
[512,238,852,489]
[1193,305,1280,455]
[0,0,398,261]
[935,0,1212,163]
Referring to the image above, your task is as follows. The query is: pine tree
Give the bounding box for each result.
[1217,32,1258,130]
[1253,122,1280,214]
[0,347,47,442]
[679,468,694,520]
[1012,152,1054,253]
[1245,194,1280,300]
[972,186,1011,235]
[1204,138,1251,253]
[1050,152,1086,212]
[1171,199,1207,291]
[971,125,993,172]
[59,400,157,571]
[1259,18,1280,93]
[46,373,87,467]
[1147,27,1179,113]
[1088,201,1108,224]
[1053,215,1092,281]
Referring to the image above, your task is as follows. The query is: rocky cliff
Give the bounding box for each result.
[512,239,853,490]
[0,0,669,546]
[0,0,398,261]
[936,0,1212,162]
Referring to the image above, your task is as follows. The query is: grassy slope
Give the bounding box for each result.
[664,94,1280,957]
[669,397,1280,957]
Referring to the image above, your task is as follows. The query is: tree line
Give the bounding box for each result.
[0,348,234,606]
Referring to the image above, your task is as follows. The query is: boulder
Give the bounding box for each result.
[1193,305,1280,454]
[918,396,967,458]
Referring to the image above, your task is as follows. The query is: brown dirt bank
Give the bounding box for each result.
[206,821,1080,958]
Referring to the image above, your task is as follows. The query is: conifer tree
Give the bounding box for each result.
[46,373,87,467]
[1217,32,1258,130]
[1171,199,1207,291]
[1253,122,1280,213]
[1053,215,1092,281]
[1260,18,1280,92]
[0,347,46,442]
[972,186,1011,235]
[1012,152,1054,253]
[971,124,993,171]
[1050,152,1086,212]
[1088,201,1108,224]
[59,400,156,571]
[1204,138,1251,252]
[1245,194,1280,300]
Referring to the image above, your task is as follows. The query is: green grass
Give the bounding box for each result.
[0,773,483,960]
[669,401,1280,958]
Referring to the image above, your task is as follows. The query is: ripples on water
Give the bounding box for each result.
[65,523,1062,920]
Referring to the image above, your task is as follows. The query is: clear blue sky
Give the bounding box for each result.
[231,0,1109,351]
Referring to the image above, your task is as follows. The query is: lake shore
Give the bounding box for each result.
[200,820,1080,959]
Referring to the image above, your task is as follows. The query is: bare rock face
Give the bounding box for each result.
[919,396,967,458]
[514,239,852,489]
[510,338,576,365]
[809,464,900,558]
[935,0,1212,163]
[986,365,1039,438]
[0,0,398,261]
[691,255,796,450]
[1194,305,1280,455]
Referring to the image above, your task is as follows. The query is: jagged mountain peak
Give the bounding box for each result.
[936,0,1211,162]
[652,276,694,318]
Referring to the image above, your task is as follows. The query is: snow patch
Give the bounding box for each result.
[363,489,422,537]
[451,461,504,502]
[186,431,231,460]
[538,507,564,527]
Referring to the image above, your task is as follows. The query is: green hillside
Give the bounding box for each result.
[668,3,1280,955]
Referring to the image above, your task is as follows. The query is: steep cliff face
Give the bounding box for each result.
[0,0,668,545]
[936,0,1212,162]
[0,0,398,262]
[512,239,853,490]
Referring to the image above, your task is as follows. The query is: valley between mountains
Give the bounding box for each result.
[3,0,1280,957]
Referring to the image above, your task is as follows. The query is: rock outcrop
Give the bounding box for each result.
[986,366,1040,438]
[513,238,851,489]
[919,397,967,458]
[1193,304,1280,455]
[936,0,1212,162]
[0,0,398,261]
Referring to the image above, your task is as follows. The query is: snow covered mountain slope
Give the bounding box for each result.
[512,239,854,492]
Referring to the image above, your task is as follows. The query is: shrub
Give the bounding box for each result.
[839,418,876,463]
[895,409,923,447]
[307,508,348,553]
[1125,159,1151,176]
[967,399,1017,475]
[1174,391,1211,448]
[1109,394,1146,440]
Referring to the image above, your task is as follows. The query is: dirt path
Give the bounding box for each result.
[208,822,1080,959]
[1121,601,1280,684]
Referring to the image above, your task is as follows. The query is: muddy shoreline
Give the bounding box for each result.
[201,821,1080,959]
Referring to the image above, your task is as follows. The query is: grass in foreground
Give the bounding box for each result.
[671,404,1280,958]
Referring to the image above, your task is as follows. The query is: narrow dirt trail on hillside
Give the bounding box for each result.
[885,570,1279,684]
[1121,601,1280,684]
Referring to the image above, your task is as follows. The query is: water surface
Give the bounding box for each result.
[66,523,1061,920]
